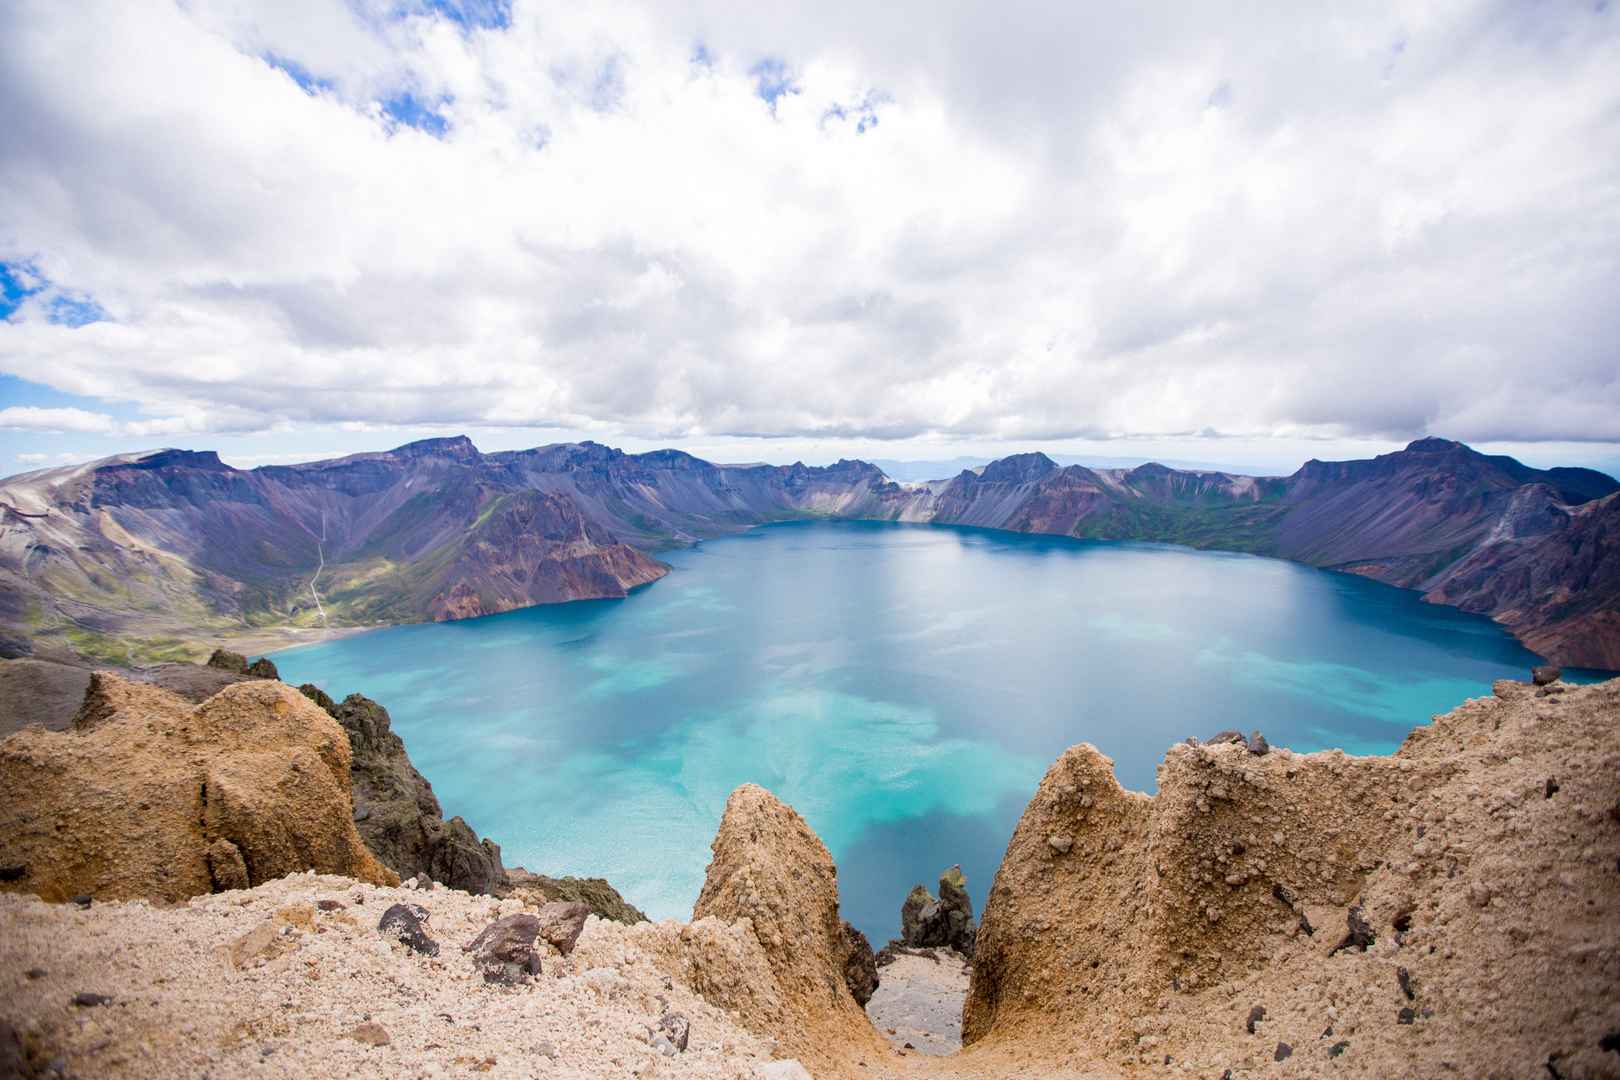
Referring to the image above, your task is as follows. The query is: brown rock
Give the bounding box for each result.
[0,675,396,904]
[348,1022,390,1047]
[1532,665,1562,686]
[534,901,590,956]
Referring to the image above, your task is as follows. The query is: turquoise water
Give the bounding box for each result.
[272,521,1593,942]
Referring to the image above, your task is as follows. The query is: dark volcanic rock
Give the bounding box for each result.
[897,866,977,958]
[1330,904,1377,955]
[314,692,505,894]
[378,902,439,956]
[245,657,279,680]
[841,920,880,1006]
[1246,730,1271,756]
[207,648,248,674]
[463,913,542,983]
[899,884,932,943]
[502,868,648,924]
[1533,665,1562,686]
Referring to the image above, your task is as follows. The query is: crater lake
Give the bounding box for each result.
[271,520,1595,942]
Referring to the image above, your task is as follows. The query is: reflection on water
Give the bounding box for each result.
[274,520,1598,942]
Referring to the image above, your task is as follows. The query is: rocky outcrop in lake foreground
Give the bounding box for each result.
[2,669,1616,1077]
[3,435,1617,667]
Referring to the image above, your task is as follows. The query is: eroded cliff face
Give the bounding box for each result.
[962,677,1620,1077]
[0,675,396,902]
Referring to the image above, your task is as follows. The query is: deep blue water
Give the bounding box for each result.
[272,521,1591,943]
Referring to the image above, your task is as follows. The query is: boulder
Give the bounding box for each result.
[378,902,439,957]
[303,691,505,894]
[1532,665,1562,686]
[535,901,591,956]
[0,674,396,903]
[464,913,542,982]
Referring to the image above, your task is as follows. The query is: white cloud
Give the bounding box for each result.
[15,452,48,463]
[0,406,118,433]
[0,0,1618,447]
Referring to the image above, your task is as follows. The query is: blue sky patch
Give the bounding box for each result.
[47,294,107,327]
[264,53,335,96]
[0,262,44,320]
[750,58,799,110]
[0,261,106,326]
[382,90,451,136]
[411,0,512,31]
[822,94,883,134]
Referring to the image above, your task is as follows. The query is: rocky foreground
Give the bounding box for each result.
[2,674,1618,1078]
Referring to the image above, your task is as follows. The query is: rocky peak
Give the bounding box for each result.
[977,452,1059,485]
[390,435,480,461]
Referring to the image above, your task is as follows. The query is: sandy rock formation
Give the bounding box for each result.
[632,784,888,1074]
[962,675,1620,1077]
[298,687,505,894]
[0,674,395,902]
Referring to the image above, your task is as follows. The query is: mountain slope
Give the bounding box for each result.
[2,436,1615,668]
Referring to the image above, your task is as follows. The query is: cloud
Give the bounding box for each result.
[0,0,1618,445]
[15,452,48,464]
[0,406,118,433]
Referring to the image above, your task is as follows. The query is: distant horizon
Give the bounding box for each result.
[6,429,1618,486]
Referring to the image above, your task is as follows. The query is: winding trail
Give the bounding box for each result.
[306,511,328,627]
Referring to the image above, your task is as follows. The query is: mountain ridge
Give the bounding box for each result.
[2,436,1616,667]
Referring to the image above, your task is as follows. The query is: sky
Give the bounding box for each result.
[2,0,1619,479]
